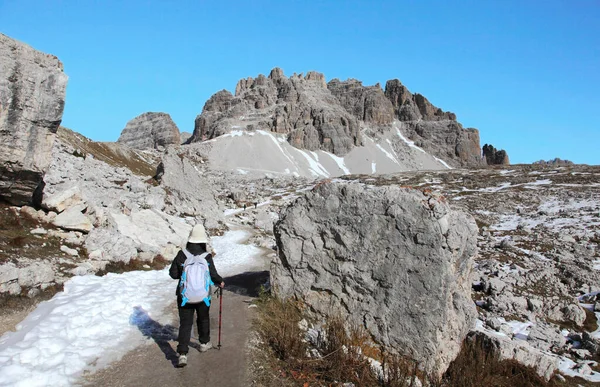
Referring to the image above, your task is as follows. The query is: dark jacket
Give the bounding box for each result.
[169,248,223,299]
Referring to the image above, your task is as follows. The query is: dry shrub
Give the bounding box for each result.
[253,295,428,386]
[315,315,380,385]
[254,294,307,365]
[442,333,557,387]
[95,254,170,276]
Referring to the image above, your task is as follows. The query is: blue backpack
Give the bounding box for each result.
[179,250,214,307]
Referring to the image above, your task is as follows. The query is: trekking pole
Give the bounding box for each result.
[218,286,223,350]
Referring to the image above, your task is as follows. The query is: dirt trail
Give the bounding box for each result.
[82,281,263,387]
[82,217,272,387]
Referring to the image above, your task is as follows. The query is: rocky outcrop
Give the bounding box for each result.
[533,158,574,166]
[0,33,68,205]
[180,131,192,144]
[156,146,223,230]
[483,144,510,165]
[272,182,478,377]
[383,80,484,166]
[327,79,394,126]
[191,68,494,167]
[190,68,361,156]
[117,112,181,150]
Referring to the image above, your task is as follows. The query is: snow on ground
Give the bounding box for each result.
[395,128,425,153]
[558,357,600,382]
[433,156,452,169]
[210,229,263,277]
[0,230,263,386]
[594,260,600,271]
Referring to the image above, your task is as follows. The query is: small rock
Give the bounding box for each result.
[571,349,591,359]
[487,317,503,331]
[60,245,79,256]
[30,227,47,235]
[27,288,40,298]
[573,362,592,376]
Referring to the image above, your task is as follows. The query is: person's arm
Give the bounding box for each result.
[206,254,224,287]
[169,251,185,279]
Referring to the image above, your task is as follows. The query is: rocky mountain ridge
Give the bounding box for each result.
[189,68,501,169]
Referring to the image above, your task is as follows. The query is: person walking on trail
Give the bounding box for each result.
[169,224,225,368]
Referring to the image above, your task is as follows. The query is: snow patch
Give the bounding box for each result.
[395,128,425,153]
[327,153,350,175]
[0,229,263,386]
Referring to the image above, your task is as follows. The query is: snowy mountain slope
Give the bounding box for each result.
[202,121,451,178]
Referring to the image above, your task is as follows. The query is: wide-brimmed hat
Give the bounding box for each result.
[188,224,209,244]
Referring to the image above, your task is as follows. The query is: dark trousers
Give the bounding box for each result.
[176,301,210,354]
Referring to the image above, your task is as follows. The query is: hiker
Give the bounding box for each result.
[254,202,257,209]
[243,203,246,211]
[169,224,225,368]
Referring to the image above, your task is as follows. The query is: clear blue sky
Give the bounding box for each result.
[1,0,599,164]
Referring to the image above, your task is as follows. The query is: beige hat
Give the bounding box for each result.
[188,224,209,244]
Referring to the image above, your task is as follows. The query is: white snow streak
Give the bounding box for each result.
[396,128,425,153]
[327,153,350,175]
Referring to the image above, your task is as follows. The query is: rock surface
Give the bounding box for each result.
[0,33,68,205]
[533,158,574,166]
[117,112,181,150]
[191,68,361,156]
[272,182,478,377]
[190,68,493,167]
[482,143,510,165]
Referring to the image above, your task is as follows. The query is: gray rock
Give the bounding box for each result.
[527,323,566,351]
[0,33,68,205]
[158,146,223,229]
[327,78,394,126]
[384,79,484,167]
[0,263,19,284]
[30,227,48,235]
[60,245,79,256]
[180,131,192,144]
[471,330,558,380]
[52,204,93,233]
[117,112,181,150]
[582,332,599,355]
[561,304,587,327]
[533,158,574,166]
[17,263,55,288]
[191,68,361,156]
[272,182,478,377]
[483,144,510,165]
[42,185,84,213]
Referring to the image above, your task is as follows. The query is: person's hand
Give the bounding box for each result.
[219,282,225,288]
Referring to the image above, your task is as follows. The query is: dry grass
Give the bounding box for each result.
[95,254,170,276]
[0,204,73,264]
[252,294,429,386]
[57,126,158,177]
[252,294,596,387]
[0,284,63,315]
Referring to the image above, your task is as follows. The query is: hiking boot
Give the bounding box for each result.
[199,342,212,352]
[177,354,187,367]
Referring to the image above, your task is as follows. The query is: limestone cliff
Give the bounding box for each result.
[0,33,68,205]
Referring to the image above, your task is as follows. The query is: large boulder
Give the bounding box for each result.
[0,33,68,205]
[117,112,181,150]
[272,182,478,377]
